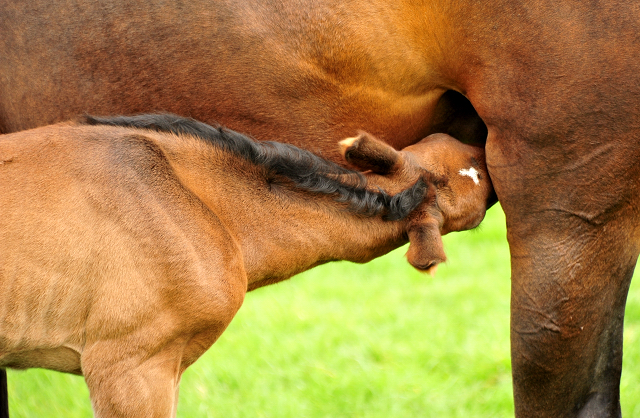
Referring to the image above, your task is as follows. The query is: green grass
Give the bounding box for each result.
[7,205,640,417]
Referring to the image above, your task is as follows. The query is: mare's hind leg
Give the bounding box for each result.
[81,341,184,418]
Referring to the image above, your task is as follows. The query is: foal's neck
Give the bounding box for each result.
[236,191,408,290]
[156,135,408,290]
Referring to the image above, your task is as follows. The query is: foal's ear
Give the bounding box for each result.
[339,131,401,174]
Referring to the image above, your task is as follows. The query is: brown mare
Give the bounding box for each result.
[2,1,640,416]
[0,114,492,417]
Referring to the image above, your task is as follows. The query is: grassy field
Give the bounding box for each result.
[7,205,640,417]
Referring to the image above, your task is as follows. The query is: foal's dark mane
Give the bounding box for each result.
[81,114,431,220]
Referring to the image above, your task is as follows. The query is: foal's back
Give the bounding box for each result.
[0,123,245,375]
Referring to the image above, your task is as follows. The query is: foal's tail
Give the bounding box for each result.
[0,369,8,418]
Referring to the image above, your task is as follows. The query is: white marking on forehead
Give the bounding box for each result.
[459,167,480,185]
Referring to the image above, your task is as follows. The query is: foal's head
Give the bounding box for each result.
[340,132,493,273]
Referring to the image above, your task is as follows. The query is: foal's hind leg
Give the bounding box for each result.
[81,341,184,418]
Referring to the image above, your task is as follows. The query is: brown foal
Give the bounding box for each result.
[0,114,491,417]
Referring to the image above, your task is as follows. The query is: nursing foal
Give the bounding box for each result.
[0,114,491,417]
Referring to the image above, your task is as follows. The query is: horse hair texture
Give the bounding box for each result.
[81,114,432,221]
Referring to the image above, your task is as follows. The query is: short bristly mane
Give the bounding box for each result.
[81,114,431,220]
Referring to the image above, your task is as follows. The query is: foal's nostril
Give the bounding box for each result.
[410,260,441,276]
[411,258,442,271]
[423,262,436,272]
[420,261,437,270]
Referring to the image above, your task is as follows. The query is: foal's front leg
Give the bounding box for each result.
[82,340,184,418]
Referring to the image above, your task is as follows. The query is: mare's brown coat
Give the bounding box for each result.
[2,1,640,416]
